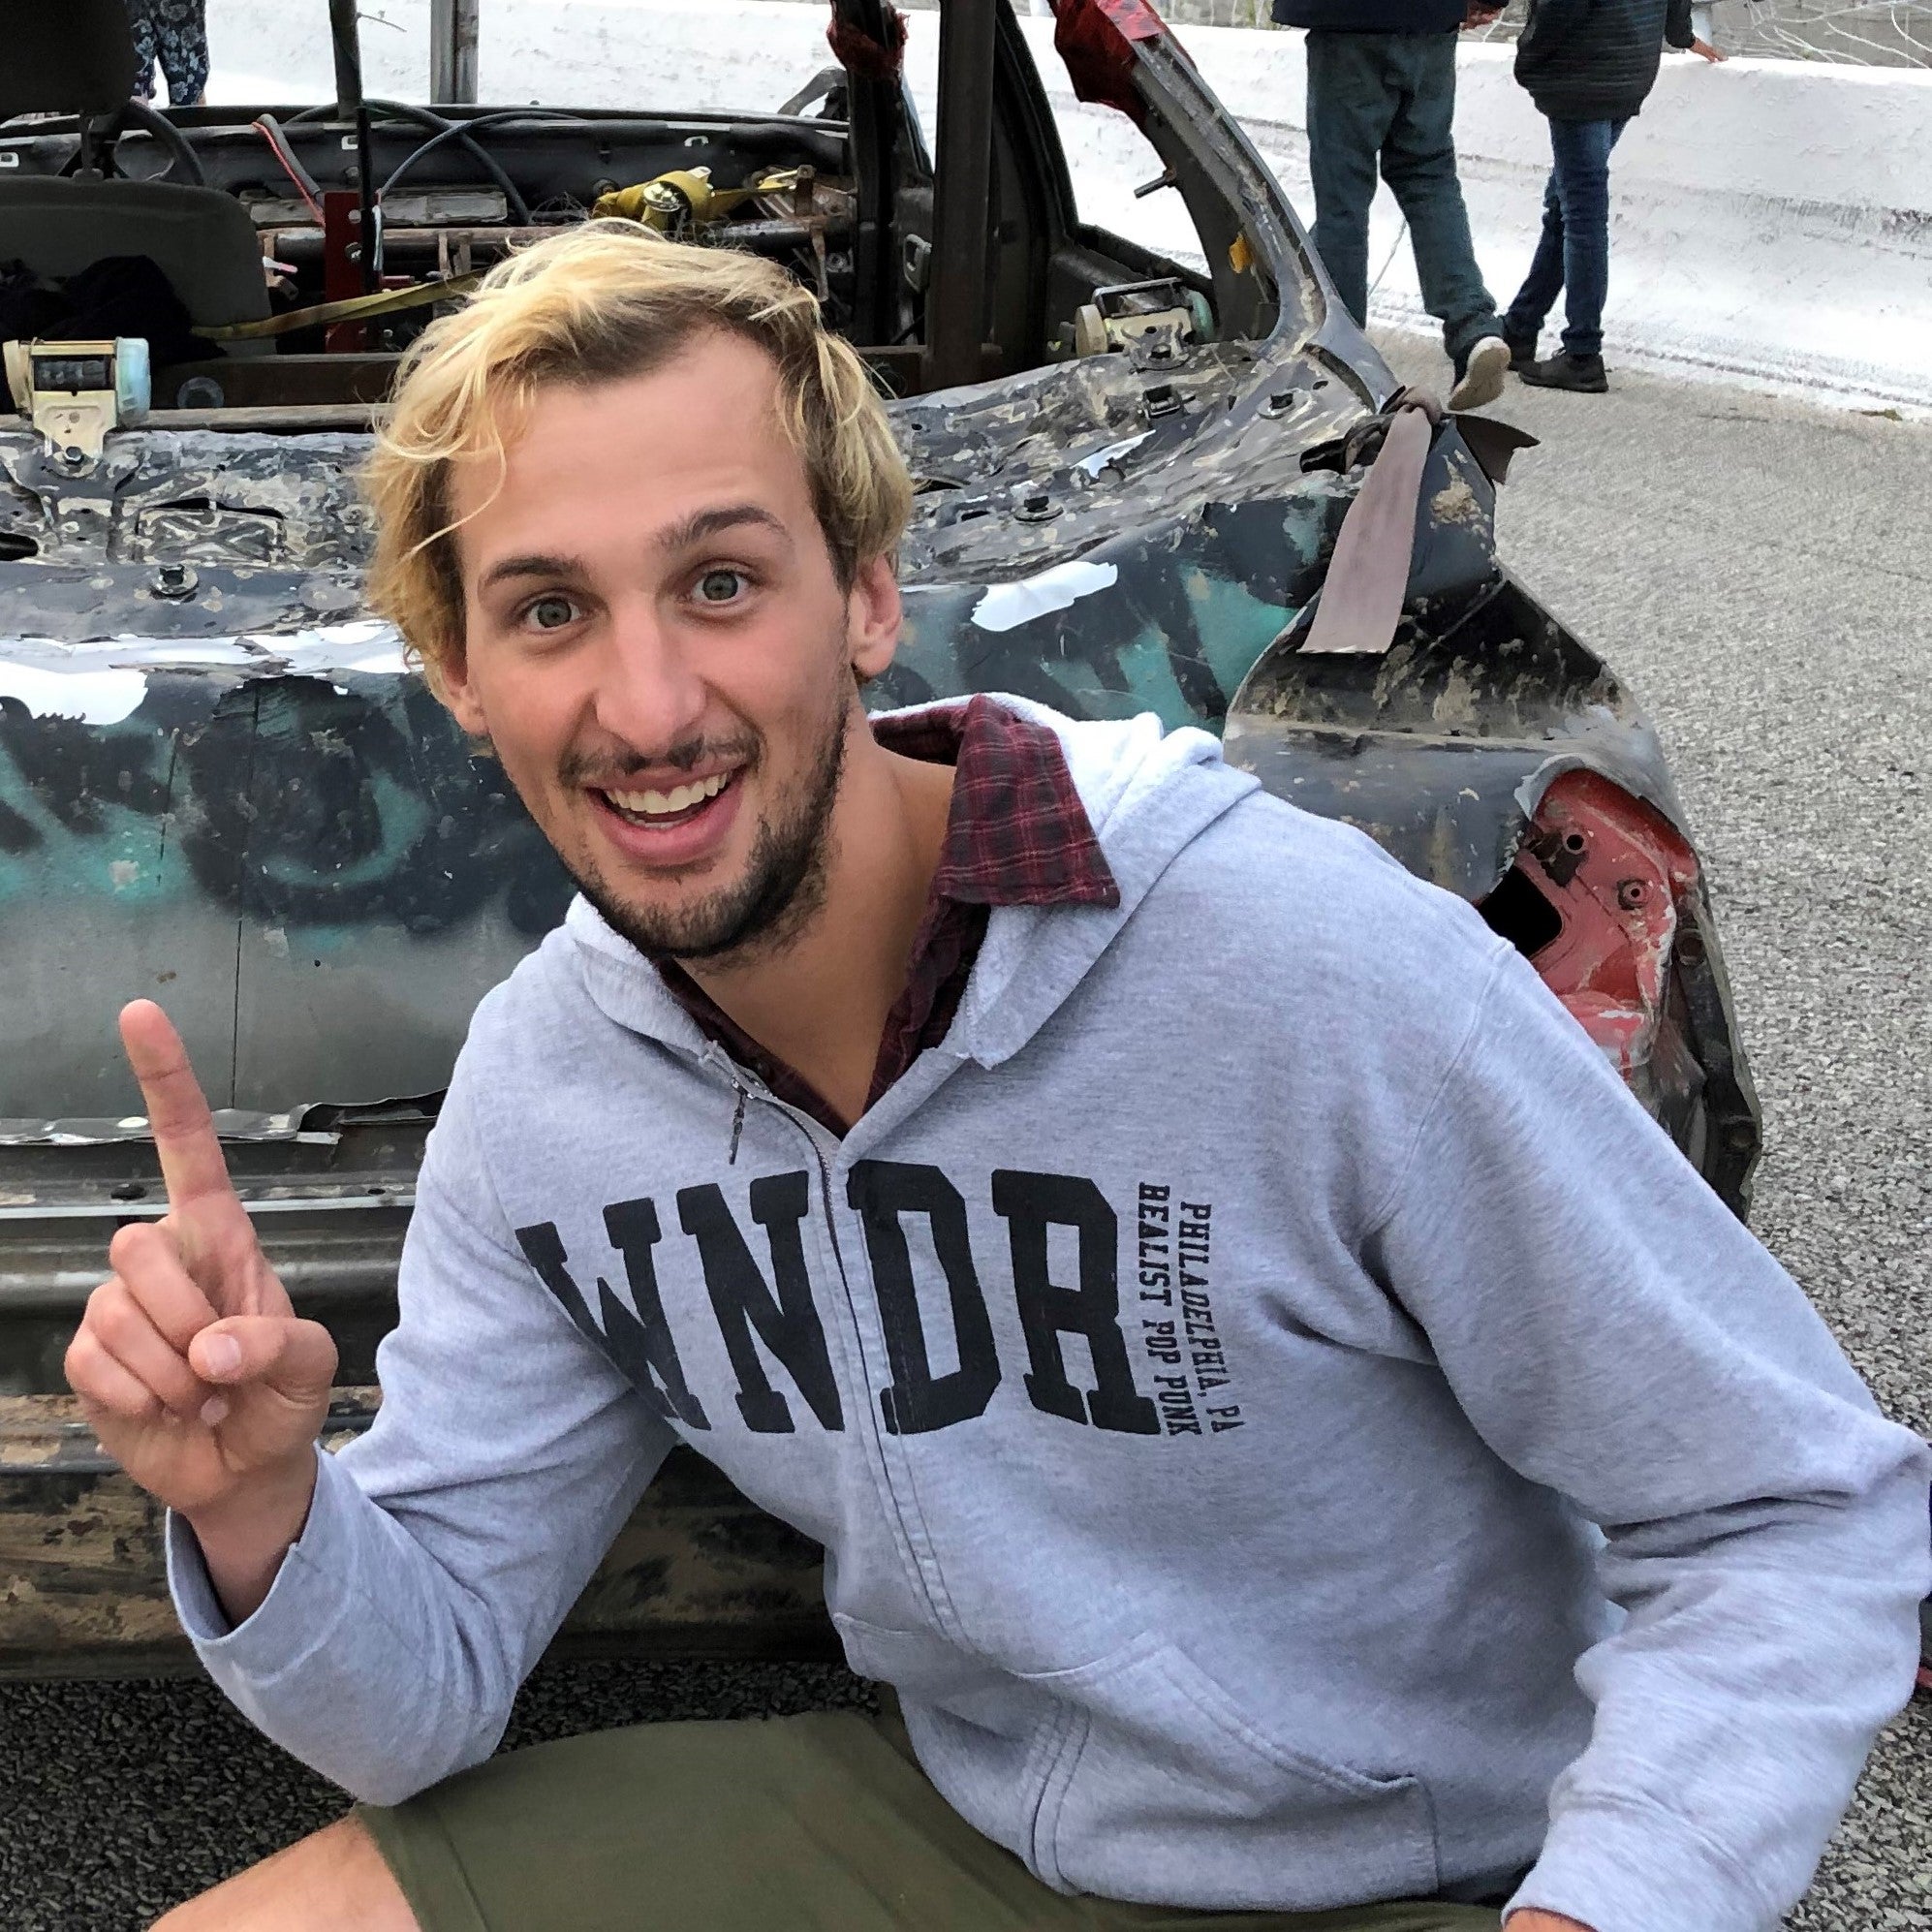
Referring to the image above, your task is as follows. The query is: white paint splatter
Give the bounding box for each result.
[104,640,260,668]
[256,623,410,680]
[0,662,148,724]
[0,623,416,706]
[1075,430,1153,479]
[971,560,1119,634]
[109,860,140,889]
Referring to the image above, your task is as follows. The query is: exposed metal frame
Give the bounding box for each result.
[924,0,1000,391]
[327,0,381,296]
[431,0,482,105]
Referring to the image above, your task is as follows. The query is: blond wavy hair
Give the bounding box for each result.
[363,220,914,698]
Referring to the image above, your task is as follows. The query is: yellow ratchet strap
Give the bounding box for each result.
[200,273,483,342]
[591,167,804,233]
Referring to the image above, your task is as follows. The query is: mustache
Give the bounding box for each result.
[558,732,762,789]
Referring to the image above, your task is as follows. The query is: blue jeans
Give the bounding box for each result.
[1505,117,1629,359]
[1304,30,1502,367]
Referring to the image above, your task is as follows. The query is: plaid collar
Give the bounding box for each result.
[876,695,1120,910]
[656,696,1118,1133]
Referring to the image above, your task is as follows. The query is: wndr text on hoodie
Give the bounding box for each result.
[169,701,1931,1932]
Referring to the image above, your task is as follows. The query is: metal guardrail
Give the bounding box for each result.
[847,0,1932,63]
[1462,0,1931,64]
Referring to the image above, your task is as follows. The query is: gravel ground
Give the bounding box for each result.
[0,352,1925,1929]
[1380,334,1932,1932]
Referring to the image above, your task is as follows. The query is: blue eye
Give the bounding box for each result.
[526,596,576,630]
[697,568,745,604]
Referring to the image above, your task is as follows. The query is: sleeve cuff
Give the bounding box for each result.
[165,1445,360,1682]
[1507,1797,1772,1932]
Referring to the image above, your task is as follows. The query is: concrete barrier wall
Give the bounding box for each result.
[207,1,1932,411]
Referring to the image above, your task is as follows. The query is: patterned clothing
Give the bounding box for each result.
[659,695,1120,1135]
[126,0,209,108]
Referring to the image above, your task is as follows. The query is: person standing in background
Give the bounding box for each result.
[1505,0,1723,391]
[1272,0,1513,410]
[126,0,210,109]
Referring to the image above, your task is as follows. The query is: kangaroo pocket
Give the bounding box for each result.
[831,1610,1065,1865]
[1029,1634,1441,1910]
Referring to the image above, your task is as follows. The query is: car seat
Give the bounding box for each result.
[0,0,272,353]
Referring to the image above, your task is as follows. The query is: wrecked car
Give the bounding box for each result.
[0,0,1760,1676]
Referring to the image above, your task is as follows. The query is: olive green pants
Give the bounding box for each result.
[358,1711,1501,1932]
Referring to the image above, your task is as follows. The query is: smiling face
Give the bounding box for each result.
[440,329,901,963]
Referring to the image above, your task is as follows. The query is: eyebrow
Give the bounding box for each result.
[475,505,789,595]
[479,551,583,593]
[656,503,790,554]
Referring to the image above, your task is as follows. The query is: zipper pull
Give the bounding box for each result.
[728,1083,747,1166]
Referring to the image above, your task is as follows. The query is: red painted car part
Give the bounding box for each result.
[320,189,368,354]
[1498,769,1701,1082]
[827,4,909,80]
[1053,0,1170,126]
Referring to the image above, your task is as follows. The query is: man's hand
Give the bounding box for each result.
[64,1002,337,1616]
[1691,34,1726,57]
[1507,1914,1598,1931]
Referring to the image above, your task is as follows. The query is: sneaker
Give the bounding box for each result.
[1519,351,1608,393]
[1448,334,1511,410]
[1504,329,1539,372]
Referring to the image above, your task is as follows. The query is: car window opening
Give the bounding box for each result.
[0,5,1274,432]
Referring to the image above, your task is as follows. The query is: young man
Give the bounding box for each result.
[1505,0,1723,391]
[1272,0,1512,410]
[66,225,1927,1932]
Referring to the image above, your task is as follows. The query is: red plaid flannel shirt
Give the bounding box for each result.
[660,696,1120,1135]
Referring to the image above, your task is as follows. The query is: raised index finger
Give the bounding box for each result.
[118,1000,238,1209]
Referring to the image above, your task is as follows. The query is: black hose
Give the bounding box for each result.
[253,112,325,208]
[377,114,534,224]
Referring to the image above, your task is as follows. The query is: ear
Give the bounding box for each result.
[435,635,490,738]
[845,553,902,682]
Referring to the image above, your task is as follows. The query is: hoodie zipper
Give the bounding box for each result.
[708,1051,853,1309]
[701,1045,949,1634]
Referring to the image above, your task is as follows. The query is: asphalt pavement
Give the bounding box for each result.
[1,347,1926,1930]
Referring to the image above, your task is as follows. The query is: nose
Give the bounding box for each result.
[588,592,709,756]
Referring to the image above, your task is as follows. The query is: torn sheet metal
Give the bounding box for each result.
[1074,429,1154,479]
[1220,567,1686,907]
[0,385,1649,1126]
[0,621,413,723]
[0,661,148,725]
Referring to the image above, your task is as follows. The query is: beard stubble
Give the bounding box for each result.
[565,672,854,969]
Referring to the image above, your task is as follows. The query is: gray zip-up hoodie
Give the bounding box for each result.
[170,701,1930,1932]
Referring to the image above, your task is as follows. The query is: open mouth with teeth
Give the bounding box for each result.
[596,767,737,828]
